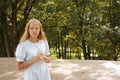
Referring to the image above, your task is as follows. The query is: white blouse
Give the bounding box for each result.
[15,40,51,80]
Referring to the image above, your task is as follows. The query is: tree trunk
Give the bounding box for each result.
[82,39,87,59]
[0,29,7,57]
[77,48,81,60]
[0,8,11,57]
[57,31,61,59]
[20,0,36,36]
[87,46,91,60]
[11,0,18,56]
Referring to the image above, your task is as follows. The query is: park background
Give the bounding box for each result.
[0,0,120,61]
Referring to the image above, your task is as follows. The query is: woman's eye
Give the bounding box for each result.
[36,28,39,30]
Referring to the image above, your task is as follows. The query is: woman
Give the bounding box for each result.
[15,18,51,80]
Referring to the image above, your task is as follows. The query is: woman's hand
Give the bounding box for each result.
[38,51,44,60]
[33,53,43,62]
[38,51,50,63]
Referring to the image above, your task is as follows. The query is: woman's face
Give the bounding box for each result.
[29,21,40,38]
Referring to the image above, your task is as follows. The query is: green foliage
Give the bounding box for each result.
[0,0,120,60]
[0,0,12,8]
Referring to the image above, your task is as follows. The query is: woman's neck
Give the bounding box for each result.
[29,37,38,43]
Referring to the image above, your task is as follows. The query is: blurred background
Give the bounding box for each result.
[0,0,120,60]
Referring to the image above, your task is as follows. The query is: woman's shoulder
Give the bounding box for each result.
[17,40,29,47]
[39,40,48,43]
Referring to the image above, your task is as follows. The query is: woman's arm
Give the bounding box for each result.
[17,53,42,70]
[43,56,50,63]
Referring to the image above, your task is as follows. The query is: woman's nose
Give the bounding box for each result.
[33,29,36,32]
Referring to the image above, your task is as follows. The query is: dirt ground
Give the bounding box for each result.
[0,58,120,80]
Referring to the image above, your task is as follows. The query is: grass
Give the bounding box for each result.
[50,54,57,59]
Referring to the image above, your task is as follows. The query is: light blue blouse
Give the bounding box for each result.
[16,40,51,80]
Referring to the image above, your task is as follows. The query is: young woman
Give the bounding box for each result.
[15,18,51,80]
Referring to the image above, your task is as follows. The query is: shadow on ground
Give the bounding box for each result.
[0,58,120,80]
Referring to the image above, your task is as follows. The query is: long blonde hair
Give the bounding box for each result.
[19,18,47,43]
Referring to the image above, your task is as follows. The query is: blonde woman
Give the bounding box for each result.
[15,18,51,80]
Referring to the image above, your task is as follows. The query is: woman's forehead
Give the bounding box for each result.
[30,21,40,27]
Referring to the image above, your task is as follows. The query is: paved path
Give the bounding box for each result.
[0,58,120,80]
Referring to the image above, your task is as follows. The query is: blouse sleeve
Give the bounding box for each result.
[45,41,50,56]
[15,43,26,62]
